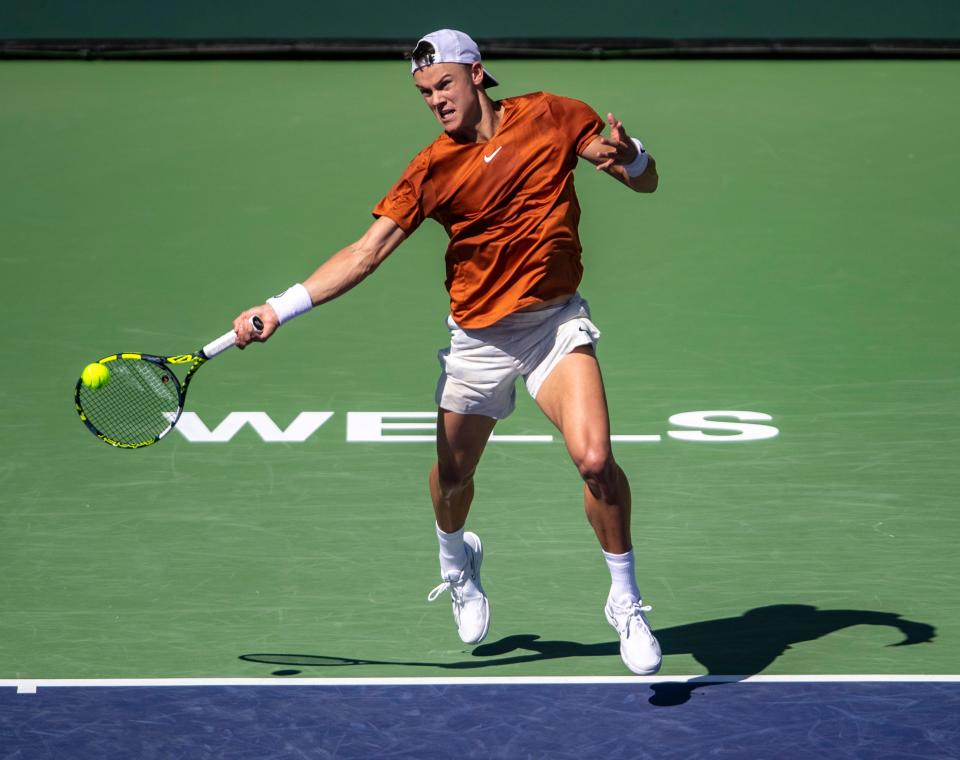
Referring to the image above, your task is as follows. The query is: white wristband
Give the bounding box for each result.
[266,283,313,325]
[624,138,649,178]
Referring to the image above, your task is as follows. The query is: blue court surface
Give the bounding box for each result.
[3,677,959,759]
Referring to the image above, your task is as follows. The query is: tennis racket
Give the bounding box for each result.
[75,316,263,449]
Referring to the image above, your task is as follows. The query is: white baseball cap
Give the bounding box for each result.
[410,29,499,89]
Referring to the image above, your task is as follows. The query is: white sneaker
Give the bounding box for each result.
[427,531,490,645]
[605,597,662,675]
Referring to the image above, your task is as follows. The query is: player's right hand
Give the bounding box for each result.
[233,305,279,349]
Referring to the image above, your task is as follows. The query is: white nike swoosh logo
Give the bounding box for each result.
[483,146,502,163]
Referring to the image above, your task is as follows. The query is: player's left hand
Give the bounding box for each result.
[593,112,639,172]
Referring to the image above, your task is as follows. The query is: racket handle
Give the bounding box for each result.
[202,316,264,359]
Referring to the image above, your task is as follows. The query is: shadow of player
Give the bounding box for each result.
[475,604,935,706]
[648,604,935,705]
[240,604,934,707]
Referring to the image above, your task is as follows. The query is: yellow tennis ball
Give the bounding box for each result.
[81,362,110,390]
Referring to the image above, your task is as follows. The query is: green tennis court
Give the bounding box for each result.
[1,59,956,683]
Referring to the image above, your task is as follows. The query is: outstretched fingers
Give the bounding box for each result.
[594,112,638,172]
[594,136,619,171]
[593,114,625,171]
[607,112,626,144]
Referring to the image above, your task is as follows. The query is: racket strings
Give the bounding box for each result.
[78,359,182,444]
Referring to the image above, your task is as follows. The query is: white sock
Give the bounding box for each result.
[436,523,467,579]
[603,548,641,605]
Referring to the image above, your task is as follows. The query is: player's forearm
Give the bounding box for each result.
[628,155,658,192]
[234,243,376,346]
[300,219,406,306]
[302,242,384,306]
[608,155,658,193]
[234,221,403,346]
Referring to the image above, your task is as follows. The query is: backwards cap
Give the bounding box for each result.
[410,29,499,89]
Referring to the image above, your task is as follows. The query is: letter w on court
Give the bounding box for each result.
[170,412,335,442]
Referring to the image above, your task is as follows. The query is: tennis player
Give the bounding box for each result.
[233,29,661,675]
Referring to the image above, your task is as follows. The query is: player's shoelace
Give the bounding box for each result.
[612,602,654,639]
[427,572,466,606]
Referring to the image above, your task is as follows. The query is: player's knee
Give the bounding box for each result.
[574,446,614,487]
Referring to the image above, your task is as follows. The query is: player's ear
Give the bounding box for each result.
[470,62,485,88]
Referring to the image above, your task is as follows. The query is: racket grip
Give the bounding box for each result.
[202,316,264,359]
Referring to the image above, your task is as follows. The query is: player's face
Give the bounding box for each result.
[413,63,482,136]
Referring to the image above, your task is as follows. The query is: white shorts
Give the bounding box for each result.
[435,293,601,419]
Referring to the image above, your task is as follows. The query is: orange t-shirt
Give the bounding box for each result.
[372,91,604,328]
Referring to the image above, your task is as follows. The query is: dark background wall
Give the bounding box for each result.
[2,0,958,41]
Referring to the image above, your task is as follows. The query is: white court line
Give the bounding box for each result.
[4,675,960,694]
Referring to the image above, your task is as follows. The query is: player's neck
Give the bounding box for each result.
[455,92,502,144]
[474,92,502,143]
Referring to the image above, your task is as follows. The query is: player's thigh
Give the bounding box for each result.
[534,347,612,466]
[436,408,497,483]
